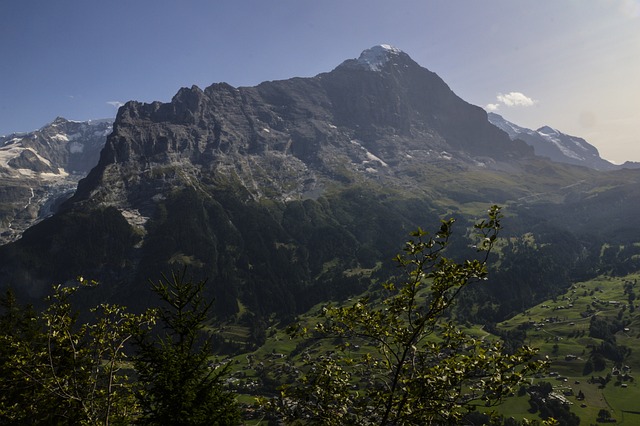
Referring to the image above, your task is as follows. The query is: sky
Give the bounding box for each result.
[1,1,639,164]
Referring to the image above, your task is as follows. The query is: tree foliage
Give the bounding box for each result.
[266,206,547,425]
[0,279,154,425]
[1,272,240,425]
[133,270,241,425]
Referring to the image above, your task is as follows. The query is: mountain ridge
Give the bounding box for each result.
[487,112,640,171]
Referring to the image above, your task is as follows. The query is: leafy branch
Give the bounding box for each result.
[268,206,547,425]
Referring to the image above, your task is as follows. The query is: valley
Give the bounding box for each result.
[214,267,640,425]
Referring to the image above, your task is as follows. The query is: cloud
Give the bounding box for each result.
[496,92,536,107]
[107,101,125,108]
[484,91,537,112]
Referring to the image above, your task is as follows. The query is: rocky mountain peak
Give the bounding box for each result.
[1,117,113,176]
[354,44,403,71]
[49,116,72,127]
[0,117,113,243]
[335,44,417,74]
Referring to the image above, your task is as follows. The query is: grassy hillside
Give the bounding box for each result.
[212,270,640,424]
[495,272,640,424]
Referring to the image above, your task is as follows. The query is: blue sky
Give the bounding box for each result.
[1,1,639,163]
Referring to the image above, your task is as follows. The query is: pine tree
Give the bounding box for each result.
[134,270,241,425]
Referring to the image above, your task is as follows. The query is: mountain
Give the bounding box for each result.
[0,117,113,243]
[487,112,640,171]
[70,45,531,210]
[2,45,640,325]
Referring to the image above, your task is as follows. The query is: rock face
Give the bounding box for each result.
[72,46,530,210]
[0,118,112,243]
[487,112,640,171]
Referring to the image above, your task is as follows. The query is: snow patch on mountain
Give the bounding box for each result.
[4,137,23,146]
[51,133,70,142]
[0,143,25,167]
[350,139,389,168]
[356,44,402,71]
[40,169,69,179]
[536,127,585,161]
[365,151,388,167]
[30,148,52,167]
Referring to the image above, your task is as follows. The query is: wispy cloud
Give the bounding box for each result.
[485,91,537,111]
[107,101,125,109]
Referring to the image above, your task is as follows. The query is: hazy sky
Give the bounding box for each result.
[1,1,638,163]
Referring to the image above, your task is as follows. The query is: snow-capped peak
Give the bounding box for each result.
[536,125,559,136]
[356,44,403,71]
[486,113,630,171]
[487,113,533,139]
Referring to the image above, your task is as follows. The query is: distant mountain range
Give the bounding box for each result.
[2,45,640,325]
[488,112,640,171]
